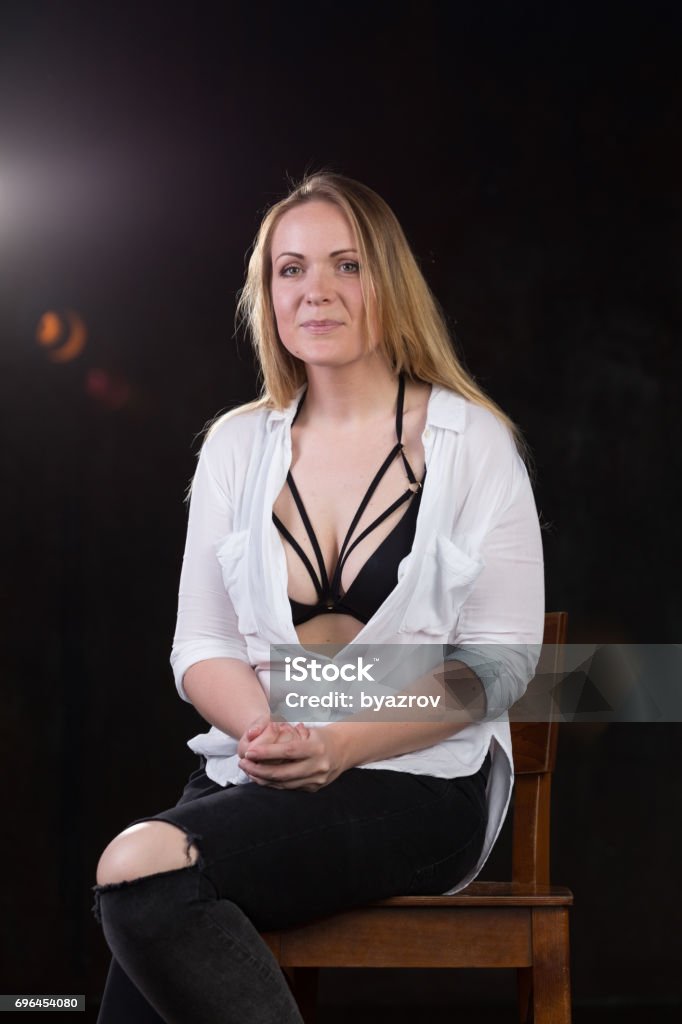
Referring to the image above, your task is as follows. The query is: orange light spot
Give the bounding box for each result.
[36,309,88,362]
[49,310,87,362]
[36,311,64,347]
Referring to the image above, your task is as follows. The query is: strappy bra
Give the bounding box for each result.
[272,374,426,626]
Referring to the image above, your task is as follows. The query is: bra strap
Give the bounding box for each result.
[284,473,331,594]
[395,372,419,489]
[330,440,403,596]
[272,512,326,603]
[291,387,307,426]
[331,489,415,593]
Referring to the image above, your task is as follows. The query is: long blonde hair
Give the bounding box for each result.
[219,170,531,467]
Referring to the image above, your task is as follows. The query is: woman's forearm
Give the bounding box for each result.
[183,658,270,740]
[327,659,486,769]
[329,718,469,770]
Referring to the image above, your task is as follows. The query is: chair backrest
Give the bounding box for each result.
[510,611,568,886]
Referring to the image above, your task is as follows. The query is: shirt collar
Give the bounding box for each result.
[266,381,467,432]
[426,383,467,433]
[266,386,307,429]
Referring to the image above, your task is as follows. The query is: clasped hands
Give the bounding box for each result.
[237,713,345,792]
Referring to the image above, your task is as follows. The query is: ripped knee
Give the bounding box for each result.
[95,820,203,888]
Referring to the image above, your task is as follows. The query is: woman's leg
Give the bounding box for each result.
[94,773,303,1024]
[97,957,166,1024]
[94,861,303,1024]
[93,759,488,1024]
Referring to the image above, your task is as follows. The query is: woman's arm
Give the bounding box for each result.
[183,658,270,741]
[171,426,269,737]
[441,438,545,720]
[184,659,312,758]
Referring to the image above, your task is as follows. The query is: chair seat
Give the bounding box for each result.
[263,882,574,969]
[369,881,574,907]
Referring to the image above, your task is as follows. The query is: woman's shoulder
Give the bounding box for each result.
[431,387,530,515]
[202,398,271,448]
[431,385,516,452]
[187,399,284,505]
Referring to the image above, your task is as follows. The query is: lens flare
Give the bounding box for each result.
[36,309,87,362]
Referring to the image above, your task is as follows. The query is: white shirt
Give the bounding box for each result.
[170,383,545,894]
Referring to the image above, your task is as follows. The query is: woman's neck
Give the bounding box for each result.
[299,356,400,429]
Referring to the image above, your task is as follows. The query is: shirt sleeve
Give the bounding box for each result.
[445,435,545,721]
[170,433,251,702]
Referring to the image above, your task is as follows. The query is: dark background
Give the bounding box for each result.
[1,0,680,1019]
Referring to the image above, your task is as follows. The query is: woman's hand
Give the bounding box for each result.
[237,714,310,763]
[237,714,274,760]
[238,724,347,792]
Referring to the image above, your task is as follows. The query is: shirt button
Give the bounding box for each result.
[422,428,431,440]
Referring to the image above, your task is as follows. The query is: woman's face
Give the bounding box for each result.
[270,200,378,369]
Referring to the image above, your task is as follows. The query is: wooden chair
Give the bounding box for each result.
[262,612,572,1024]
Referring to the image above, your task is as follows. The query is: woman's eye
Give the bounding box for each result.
[279,261,359,277]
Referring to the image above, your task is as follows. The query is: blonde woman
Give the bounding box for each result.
[92,172,544,1023]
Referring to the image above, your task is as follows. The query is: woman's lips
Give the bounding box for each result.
[301,321,343,334]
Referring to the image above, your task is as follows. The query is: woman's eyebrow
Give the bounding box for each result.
[274,248,358,262]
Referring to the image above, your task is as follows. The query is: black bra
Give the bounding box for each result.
[272,374,426,626]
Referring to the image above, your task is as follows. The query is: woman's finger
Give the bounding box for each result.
[244,738,302,761]
[239,755,314,784]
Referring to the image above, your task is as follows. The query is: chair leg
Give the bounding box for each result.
[516,966,533,1023]
[287,967,319,1024]
[531,909,571,1024]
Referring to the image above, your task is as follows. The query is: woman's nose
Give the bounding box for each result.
[304,265,334,302]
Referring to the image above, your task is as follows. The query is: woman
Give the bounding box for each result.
[92,171,544,1023]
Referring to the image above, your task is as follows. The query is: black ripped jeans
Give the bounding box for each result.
[92,752,490,1024]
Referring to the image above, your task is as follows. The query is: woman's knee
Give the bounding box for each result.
[96,821,200,886]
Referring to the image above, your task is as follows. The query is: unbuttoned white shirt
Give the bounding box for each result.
[170,383,545,894]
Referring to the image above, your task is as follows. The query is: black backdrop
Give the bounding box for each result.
[1,1,680,1019]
